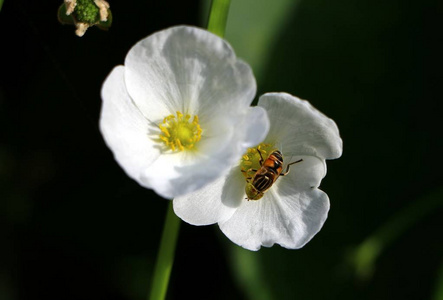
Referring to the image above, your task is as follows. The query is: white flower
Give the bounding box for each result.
[100,26,269,199]
[173,93,343,251]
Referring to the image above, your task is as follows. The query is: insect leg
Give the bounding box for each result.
[257,148,264,165]
[280,159,303,176]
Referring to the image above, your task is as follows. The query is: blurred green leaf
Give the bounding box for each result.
[227,245,275,300]
[433,260,443,300]
[350,188,443,281]
[224,0,299,82]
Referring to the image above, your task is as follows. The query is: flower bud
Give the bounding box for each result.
[57,0,112,37]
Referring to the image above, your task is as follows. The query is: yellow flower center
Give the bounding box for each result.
[158,111,202,152]
[240,143,275,179]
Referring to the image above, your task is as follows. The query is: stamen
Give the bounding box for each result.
[158,111,202,152]
[240,143,274,179]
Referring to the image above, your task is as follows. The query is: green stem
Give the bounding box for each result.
[147,2,232,299]
[228,246,275,300]
[207,0,232,38]
[148,202,181,300]
[0,0,4,12]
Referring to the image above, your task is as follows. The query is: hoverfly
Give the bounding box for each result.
[242,149,302,201]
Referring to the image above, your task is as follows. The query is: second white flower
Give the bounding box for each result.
[174,93,343,251]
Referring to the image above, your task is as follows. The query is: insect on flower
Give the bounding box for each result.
[243,148,302,200]
[174,93,343,251]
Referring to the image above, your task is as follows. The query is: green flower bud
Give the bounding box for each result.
[74,0,100,24]
[57,0,111,37]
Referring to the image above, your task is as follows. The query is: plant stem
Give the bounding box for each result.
[0,0,4,12]
[147,2,232,299]
[148,202,181,300]
[207,0,232,38]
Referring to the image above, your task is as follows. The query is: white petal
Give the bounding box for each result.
[239,106,270,148]
[258,93,343,159]
[100,66,160,185]
[140,150,235,200]
[277,155,326,190]
[124,26,256,122]
[219,188,330,251]
[173,165,245,225]
[140,107,269,199]
[219,155,329,251]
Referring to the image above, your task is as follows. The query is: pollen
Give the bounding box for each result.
[158,111,202,152]
[240,143,274,179]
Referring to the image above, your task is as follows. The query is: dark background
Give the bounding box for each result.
[1,0,442,299]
